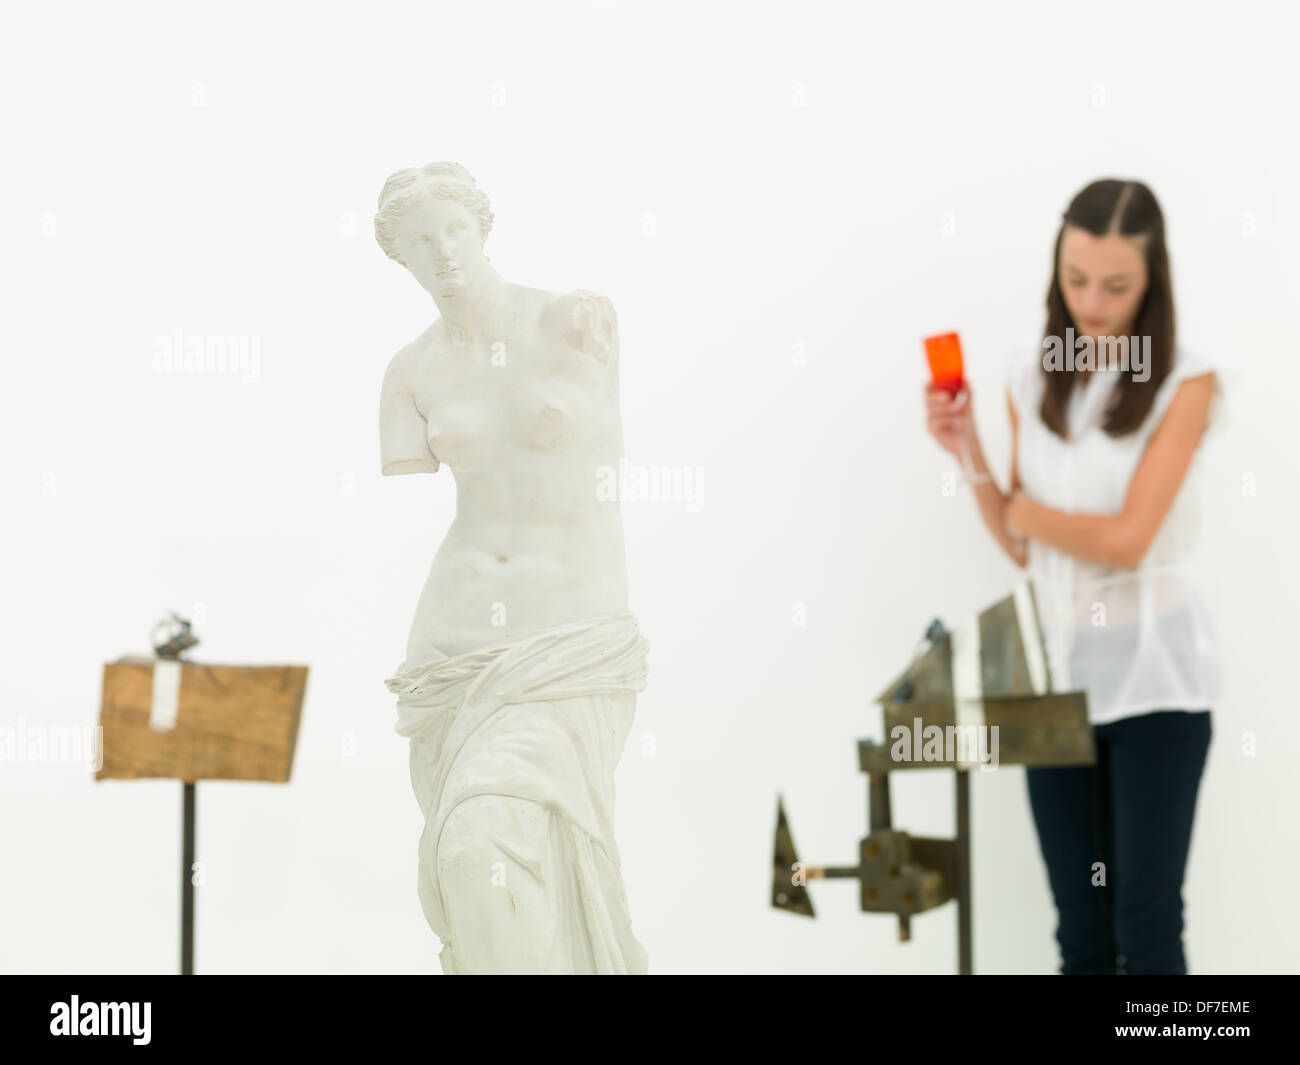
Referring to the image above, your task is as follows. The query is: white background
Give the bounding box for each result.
[3,0,1297,974]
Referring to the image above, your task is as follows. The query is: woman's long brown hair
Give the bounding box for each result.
[1039,179,1175,438]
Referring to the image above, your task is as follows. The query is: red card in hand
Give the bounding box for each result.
[924,332,964,396]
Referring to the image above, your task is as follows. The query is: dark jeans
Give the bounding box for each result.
[1025,708,1212,974]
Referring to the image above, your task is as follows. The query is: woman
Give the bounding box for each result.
[376,161,649,974]
[924,179,1221,974]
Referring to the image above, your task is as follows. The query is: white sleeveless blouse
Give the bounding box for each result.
[1005,344,1224,725]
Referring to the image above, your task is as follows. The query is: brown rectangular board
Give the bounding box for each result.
[96,658,307,782]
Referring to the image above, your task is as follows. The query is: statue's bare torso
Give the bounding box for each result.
[383,282,629,662]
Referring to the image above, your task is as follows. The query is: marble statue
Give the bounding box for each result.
[376,162,649,974]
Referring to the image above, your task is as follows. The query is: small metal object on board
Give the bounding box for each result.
[772,581,1095,974]
[151,613,199,660]
[96,613,309,975]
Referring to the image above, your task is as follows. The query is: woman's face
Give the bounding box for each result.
[393,195,486,300]
[1058,224,1149,340]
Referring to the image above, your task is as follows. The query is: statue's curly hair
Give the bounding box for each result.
[374,162,494,265]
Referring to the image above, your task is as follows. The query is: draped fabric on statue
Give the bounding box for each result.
[385,610,650,974]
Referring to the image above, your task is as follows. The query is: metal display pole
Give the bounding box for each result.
[182,781,195,975]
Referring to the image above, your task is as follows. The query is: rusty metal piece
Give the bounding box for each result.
[873,622,953,707]
[771,795,815,917]
[862,693,1094,771]
[978,595,1030,695]
[773,582,1097,973]
[858,829,951,915]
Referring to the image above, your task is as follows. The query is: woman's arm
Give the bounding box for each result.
[966,391,1029,567]
[924,383,1027,567]
[1006,373,1215,569]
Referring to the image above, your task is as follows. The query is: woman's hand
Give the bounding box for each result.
[924,382,973,457]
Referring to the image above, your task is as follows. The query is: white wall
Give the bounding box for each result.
[2,0,1296,974]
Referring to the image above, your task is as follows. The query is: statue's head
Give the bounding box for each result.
[374,162,495,300]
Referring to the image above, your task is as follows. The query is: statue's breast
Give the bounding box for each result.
[413,290,618,469]
[506,373,589,452]
[423,393,487,469]
[419,360,609,468]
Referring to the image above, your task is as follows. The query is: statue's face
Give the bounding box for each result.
[393,195,486,300]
